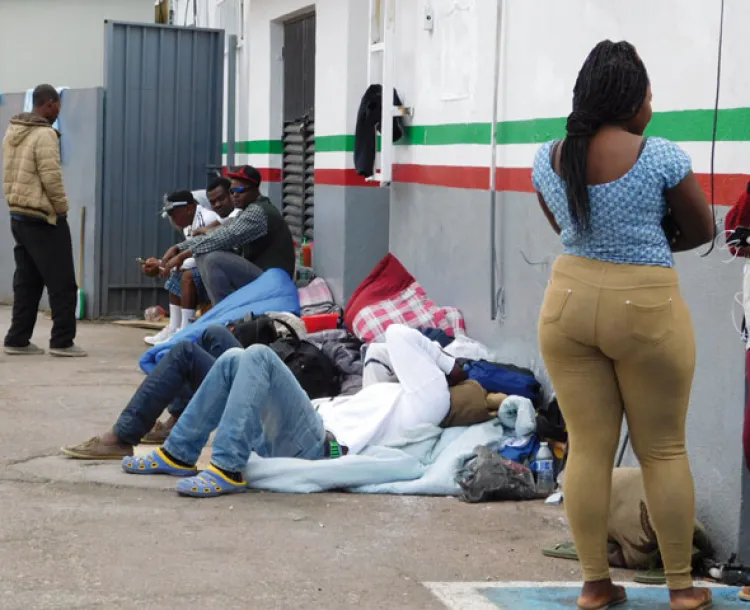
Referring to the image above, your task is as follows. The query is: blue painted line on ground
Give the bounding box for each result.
[480,586,743,609]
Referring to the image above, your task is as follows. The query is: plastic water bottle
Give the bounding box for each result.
[535,442,555,496]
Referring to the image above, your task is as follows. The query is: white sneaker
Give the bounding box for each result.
[144,327,176,346]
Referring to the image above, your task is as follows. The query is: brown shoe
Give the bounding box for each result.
[61,436,133,460]
[141,420,173,445]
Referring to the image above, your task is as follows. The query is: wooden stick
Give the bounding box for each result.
[78,207,86,286]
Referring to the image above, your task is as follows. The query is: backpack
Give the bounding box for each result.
[269,320,341,400]
[227,314,278,348]
[457,359,541,404]
[228,316,340,400]
[536,397,567,443]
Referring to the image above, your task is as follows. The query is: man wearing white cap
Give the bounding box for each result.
[141,190,220,345]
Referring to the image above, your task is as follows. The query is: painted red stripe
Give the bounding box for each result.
[695,173,748,208]
[392,164,491,189]
[314,169,380,187]
[392,164,746,206]
[260,168,282,183]
[254,164,747,205]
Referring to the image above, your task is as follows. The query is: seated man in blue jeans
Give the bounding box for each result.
[119,325,467,498]
[61,325,242,459]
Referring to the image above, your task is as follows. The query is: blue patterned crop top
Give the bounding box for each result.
[531,137,692,268]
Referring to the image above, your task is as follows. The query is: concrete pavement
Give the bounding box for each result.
[0,307,617,610]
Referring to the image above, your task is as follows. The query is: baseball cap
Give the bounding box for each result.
[226,165,262,186]
[160,191,194,218]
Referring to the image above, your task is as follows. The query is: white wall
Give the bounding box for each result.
[387,0,750,558]
[391,0,750,178]
[0,0,154,93]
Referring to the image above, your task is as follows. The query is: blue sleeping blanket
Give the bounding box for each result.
[139,269,300,374]
[242,420,509,495]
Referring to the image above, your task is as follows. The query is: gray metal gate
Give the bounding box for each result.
[98,21,224,317]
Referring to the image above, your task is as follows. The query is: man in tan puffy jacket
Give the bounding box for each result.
[3,84,86,357]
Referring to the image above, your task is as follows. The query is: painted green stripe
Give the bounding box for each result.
[315,135,355,152]
[649,107,750,141]
[315,135,382,152]
[498,108,750,144]
[221,140,283,155]
[400,123,492,145]
[223,107,750,154]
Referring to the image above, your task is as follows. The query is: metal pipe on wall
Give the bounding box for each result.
[489,0,505,321]
[227,33,237,169]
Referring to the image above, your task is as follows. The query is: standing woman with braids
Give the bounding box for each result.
[532,41,714,610]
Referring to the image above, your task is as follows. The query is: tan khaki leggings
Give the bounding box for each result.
[538,255,696,590]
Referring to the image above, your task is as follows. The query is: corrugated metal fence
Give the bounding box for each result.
[99,21,224,317]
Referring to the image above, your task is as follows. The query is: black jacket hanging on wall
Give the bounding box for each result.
[354,84,405,178]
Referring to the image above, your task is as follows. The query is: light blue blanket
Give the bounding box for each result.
[244,420,508,495]
[139,268,300,374]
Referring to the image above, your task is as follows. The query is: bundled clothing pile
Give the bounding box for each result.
[298,277,341,317]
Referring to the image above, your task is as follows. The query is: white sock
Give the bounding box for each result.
[168,304,181,331]
[181,309,196,330]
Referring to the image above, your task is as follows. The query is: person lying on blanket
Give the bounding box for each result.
[62,324,244,457]
[118,324,469,498]
[61,323,504,461]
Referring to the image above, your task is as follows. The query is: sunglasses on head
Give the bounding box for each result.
[230,186,252,194]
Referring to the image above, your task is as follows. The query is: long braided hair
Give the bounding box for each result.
[560,40,650,232]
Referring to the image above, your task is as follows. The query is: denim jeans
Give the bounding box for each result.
[164,344,327,473]
[113,325,241,445]
[197,251,263,305]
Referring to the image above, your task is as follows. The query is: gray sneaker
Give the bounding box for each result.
[4,343,45,355]
[49,344,88,358]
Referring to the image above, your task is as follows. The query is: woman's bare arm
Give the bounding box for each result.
[665,172,715,252]
[536,193,561,235]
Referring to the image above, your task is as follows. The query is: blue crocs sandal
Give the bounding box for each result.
[175,465,248,498]
[121,448,198,477]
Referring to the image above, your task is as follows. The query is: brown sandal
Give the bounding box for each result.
[577,586,627,610]
[670,587,712,610]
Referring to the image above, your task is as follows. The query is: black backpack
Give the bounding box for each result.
[536,397,567,443]
[227,313,278,348]
[269,321,341,400]
[228,315,340,400]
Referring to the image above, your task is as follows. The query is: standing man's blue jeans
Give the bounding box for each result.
[113,325,241,445]
[164,345,328,473]
[197,251,263,305]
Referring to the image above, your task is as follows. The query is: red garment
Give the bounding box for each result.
[344,253,466,343]
[745,350,750,471]
[724,181,750,256]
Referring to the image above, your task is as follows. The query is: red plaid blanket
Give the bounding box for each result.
[346,253,465,343]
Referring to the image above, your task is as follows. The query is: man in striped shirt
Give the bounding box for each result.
[161,166,295,305]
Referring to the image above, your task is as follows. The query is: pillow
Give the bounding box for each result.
[345,254,466,343]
